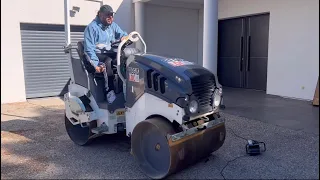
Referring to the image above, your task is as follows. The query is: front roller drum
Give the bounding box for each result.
[131,117,226,179]
[65,113,97,146]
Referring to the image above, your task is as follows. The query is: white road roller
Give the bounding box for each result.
[63,4,226,180]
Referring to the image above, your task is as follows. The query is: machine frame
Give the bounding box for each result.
[62,1,226,179]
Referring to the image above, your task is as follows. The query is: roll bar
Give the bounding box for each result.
[116,31,147,84]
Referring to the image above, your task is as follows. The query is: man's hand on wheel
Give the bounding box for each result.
[121,35,128,41]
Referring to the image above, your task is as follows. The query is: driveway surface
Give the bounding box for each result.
[1,97,319,179]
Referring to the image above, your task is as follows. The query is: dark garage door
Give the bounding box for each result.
[217,13,270,91]
[20,23,86,98]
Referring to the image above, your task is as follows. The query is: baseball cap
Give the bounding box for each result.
[99,5,115,14]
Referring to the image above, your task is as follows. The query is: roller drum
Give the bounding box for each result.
[131,117,226,179]
[65,113,97,146]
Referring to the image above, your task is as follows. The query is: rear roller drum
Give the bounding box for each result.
[65,113,97,146]
[131,117,226,179]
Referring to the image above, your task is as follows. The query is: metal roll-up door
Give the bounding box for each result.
[20,23,86,98]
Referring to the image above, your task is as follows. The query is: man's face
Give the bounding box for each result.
[99,12,114,26]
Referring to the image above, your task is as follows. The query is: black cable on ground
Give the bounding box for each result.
[226,127,248,141]
[219,126,250,180]
[220,155,248,180]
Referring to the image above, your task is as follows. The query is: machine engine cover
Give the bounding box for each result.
[125,54,218,116]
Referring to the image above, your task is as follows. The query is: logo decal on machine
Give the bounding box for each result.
[128,67,140,82]
[164,58,194,67]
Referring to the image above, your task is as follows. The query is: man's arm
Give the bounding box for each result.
[83,25,99,68]
[113,23,128,40]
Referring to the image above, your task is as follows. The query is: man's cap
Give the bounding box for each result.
[99,5,115,14]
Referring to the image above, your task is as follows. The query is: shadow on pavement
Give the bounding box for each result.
[1,104,138,179]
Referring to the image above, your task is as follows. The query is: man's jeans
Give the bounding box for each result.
[96,54,115,103]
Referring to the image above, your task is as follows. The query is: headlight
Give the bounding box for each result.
[213,88,222,107]
[189,100,198,113]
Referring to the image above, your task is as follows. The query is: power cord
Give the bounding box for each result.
[227,126,248,141]
[219,127,249,180]
[219,127,266,180]
[220,154,248,180]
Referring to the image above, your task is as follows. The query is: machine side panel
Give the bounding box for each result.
[125,93,185,137]
[125,58,145,108]
[126,56,192,108]
[89,76,106,103]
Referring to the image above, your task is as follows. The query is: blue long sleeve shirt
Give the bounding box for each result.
[83,16,128,67]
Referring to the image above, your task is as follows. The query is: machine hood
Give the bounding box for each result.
[135,53,217,95]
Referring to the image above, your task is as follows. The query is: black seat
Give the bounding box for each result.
[77,41,95,74]
[77,41,114,77]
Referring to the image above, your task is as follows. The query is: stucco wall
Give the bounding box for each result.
[1,0,319,103]
[1,0,133,104]
[218,0,319,100]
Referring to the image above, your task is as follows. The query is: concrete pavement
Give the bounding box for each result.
[1,98,319,179]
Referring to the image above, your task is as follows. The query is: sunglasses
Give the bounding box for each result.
[99,11,114,17]
[105,12,114,17]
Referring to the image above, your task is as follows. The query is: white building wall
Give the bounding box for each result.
[1,0,134,104]
[144,3,200,64]
[1,0,319,103]
[218,0,319,100]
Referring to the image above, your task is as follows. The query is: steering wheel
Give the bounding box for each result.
[111,40,121,48]
[111,39,133,49]
[124,40,133,47]
[109,39,133,78]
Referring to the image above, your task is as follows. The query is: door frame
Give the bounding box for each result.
[217,12,270,91]
[219,12,270,21]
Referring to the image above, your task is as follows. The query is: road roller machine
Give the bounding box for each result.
[63,31,226,179]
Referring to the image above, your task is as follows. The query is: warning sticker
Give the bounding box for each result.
[128,67,140,82]
[129,74,139,82]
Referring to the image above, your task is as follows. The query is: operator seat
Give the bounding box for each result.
[76,41,114,77]
[75,41,106,103]
[76,41,93,73]
[74,40,141,110]
[77,41,140,76]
